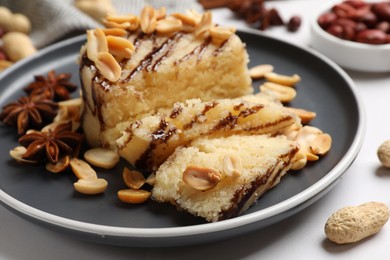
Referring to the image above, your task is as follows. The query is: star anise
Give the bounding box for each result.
[18,121,83,164]
[0,96,58,135]
[24,70,78,101]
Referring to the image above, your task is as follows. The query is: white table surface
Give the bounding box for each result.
[1,0,390,259]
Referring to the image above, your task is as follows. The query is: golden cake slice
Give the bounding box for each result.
[79,8,253,149]
[117,92,301,170]
[151,134,299,222]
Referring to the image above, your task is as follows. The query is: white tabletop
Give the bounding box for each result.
[1,0,390,259]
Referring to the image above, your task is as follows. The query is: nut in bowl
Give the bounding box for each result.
[310,0,390,72]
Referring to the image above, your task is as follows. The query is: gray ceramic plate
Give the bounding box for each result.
[0,30,364,247]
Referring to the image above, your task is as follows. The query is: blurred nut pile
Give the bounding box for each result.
[0,6,36,72]
[198,0,302,32]
[318,0,390,44]
[74,0,116,23]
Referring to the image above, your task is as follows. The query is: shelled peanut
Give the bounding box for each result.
[249,64,332,171]
[74,0,116,23]
[0,6,36,72]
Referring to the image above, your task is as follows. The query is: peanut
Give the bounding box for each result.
[122,167,145,189]
[325,202,389,244]
[70,158,98,180]
[0,60,13,72]
[75,0,116,22]
[0,7,31,34]
[222,154,242,177]
[74,178,108,195]
[260,82,297,103]
[46,155,70,173]
[156,17,183,35]
[285,107,317,124]
[377,140,390,168]
[117,189,151,204]
[95,52,121,82]
[182,165,221,191]
[9,146,36,164]
[84,148,120,169]
[248,64,274,79]
[264,72,301,87]
[2,32,37,62]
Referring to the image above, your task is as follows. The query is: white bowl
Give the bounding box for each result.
[310,1,390,72]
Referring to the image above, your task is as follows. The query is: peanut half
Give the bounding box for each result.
[156,17,183,35]
[285,107,317,124]
[260,82,297,103]
[46,155,70,173]
[209,26,236,45]
[84,148,120,169]
[95,52,122,82]
[86,28,108,61]
[194,11,212,38]
[74,178,108,195]
[106,35,134,60]
[182,165,221,191]
[9,146,36,164]
[264,72,301,87]
[70,158,98,180]
[2,32,36,62]
[325,202,390,244]
[122,167,145,189]
[140,5,157,34]
[222,154,242,177]
[117,189,151,204]
[249,64,274,79]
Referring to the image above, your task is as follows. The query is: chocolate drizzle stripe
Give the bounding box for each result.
[183,101,219,130]
[122,32,184,82]
[175,37,212,65]
[80,53,106,132]
[219,145,299,221]
[212,37,230,56]
[135,119,177,169]
[243,116,293,132]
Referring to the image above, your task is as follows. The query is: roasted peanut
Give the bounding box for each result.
[74,178,108,195]
[156,17,183,35]
[325,202,389,244]
[70,158,98,180]
[46,156,70,173]
[75,0,116,22]
[122,167,145,189]
[286,107,317,124]
[248,64,274,79]
[95,52,121,82]
[0,60,13,72]
[264,72,301,87]
[183,165,221,191]
[0,7,31,34]
[140,5,157,34]
[222,154,242,177]
[9,146,36,164]
[260,82,297,103]
[117,189,151,204]
[2,32,37,62]
[84,148,120,169]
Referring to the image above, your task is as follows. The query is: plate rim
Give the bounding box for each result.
[0,29,366,241]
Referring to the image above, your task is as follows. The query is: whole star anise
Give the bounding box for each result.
[0,96,58,135]
[18,121,83,164]
[24,70,78,101]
